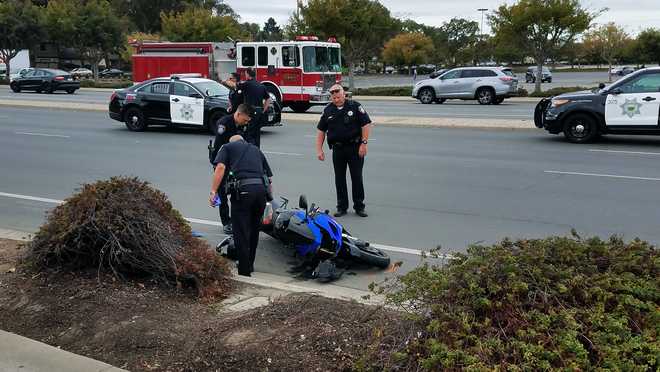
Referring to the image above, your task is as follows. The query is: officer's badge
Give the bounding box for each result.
[180,104,194,120]
[217,125,225,135]
[620,98,642,118]
[358,105,366,114]
[347,110,354,117]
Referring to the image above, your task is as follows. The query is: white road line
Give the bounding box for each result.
[589,149,660,156]
[263,151,304,156]
[16,132,70,138]
[0,191,429,257]
[544,170,660,182]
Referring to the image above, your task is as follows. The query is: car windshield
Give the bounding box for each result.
[194,80,229,97]
[302,46,341,72]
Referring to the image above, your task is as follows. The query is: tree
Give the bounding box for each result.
[636,28,660,65]
[239,22,261,41]
[258,17,283,42]
[583,23,628,81]
[382,33,434,74]
[120,32,161,64]
[75,0,125,79]
[297,0,397,90]
[0,0,45,80]
[160,7,245,43]
[490,0,597,93]
[441,18,479,66]
[396,19,450,67]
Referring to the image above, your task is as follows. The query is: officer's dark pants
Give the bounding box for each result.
[332,143,365,212]
[230,184,267,276]
[217,178,230,226]
[247,108,264,148]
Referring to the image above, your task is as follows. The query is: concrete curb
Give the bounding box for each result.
[0,99,535,130]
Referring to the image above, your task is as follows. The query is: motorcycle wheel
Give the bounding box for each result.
[355,244,390,268]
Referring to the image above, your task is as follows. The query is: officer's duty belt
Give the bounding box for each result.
[237,178,264,187]
[332,139,360,148]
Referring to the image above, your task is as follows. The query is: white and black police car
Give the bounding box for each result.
[535,67,660,143]
[109,74,281,134]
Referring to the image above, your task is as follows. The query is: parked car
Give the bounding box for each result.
[70,67,93,79]
[9,68,80,94]
[9,67,34,82]
[525,66,553,83]
[412,67,519,105]
[108,75,282,133]
[99,68,124,78]
[609,66,635,76]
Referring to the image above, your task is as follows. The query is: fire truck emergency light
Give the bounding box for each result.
[295,35,319,41]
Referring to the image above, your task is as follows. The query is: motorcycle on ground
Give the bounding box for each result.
[217,195,391,281]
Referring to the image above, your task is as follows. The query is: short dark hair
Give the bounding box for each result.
[236,103,253,115]
[246,68,256,78]
[230,72,240,81]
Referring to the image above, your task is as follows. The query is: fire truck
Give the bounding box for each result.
[131,36,343,113]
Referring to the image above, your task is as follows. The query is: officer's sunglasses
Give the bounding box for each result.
[329,88,342,94]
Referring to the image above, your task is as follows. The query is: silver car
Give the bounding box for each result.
[412,67,519,105]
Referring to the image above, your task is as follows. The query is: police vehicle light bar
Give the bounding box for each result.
[170,73,202,79]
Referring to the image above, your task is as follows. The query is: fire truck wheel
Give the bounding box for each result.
[289,102,312,113]
[265,86,281,105]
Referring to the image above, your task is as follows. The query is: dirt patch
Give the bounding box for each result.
[0,239,413,371]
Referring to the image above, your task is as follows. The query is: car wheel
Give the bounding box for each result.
[476,87,495,105]
[66,89,76,94]
[435,98,446,104]
[418,87,435,104]
[289,102,312,113]
[9,82,20,93]
[123,107,147,132]
[43,82,53,94]
[207,110,226,135]
[547,78,552,83]
[493,97,505,105]
[563,113,598,143]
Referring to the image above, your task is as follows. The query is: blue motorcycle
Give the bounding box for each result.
[217,195,391,281]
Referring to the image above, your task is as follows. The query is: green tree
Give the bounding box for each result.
[120,32,162,64]
[160,7,244,42]
[0,0,45,80]
[636,28,660,65]
[297,0,397,90]
[76,0,125,79]
[441,18,479,66]
[258,17,283,42]
[382,32,434,74]
[490,0,597,93]
[239,22,261,41]
[583,23,628,81]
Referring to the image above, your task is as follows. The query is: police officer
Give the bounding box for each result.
[209,104,253,234]
[210,135,273,277]
[220,72,243,114]
[239,68,271,147]
[316,84,372,218]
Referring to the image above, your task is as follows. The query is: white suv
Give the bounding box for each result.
[412,67,519,105]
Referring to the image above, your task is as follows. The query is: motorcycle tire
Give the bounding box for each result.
[355,244,390,268]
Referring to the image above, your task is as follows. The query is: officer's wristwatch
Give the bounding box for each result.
[360,140,368,145]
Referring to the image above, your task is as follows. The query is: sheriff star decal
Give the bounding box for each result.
[180,103,194,120]
[620,98,642,118]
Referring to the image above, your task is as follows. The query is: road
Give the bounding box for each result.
[0,85,538,120]
[2,107,660,291]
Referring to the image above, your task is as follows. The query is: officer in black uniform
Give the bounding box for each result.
[209,104,253,234]
[316,84,372,218]
[238,68,271,147]
[220,72,243,114]
[210,135,273,276]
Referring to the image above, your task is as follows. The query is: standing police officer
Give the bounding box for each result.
[209,104,253,234]
[239,68,271,148]
[210,135,273,277]
[316,84,372,218]
[220,72,243,114]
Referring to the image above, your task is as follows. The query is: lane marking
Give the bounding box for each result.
[263,150,304,156]
[0,191,429,257]
[16,132,70,138]
[589,149,660,156]
[544,170,660,182]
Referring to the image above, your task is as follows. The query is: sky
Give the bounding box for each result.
[225,0,660,36]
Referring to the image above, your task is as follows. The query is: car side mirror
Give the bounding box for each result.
[190,92,202,99]
[298,195,308,210]
[598,83,606,89]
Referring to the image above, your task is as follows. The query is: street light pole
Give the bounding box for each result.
[477,8,488,66]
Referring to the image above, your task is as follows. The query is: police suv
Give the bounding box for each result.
[108,74,281,134]
[534,67,660,143]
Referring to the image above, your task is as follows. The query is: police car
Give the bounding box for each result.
[534,67,660,143]
[108,74,281,134]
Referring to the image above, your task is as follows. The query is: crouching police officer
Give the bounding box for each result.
[316,84,372,217]
[208,104,253,234]
[209,135,273,276]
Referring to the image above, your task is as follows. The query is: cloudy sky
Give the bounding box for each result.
[225,0,660,36]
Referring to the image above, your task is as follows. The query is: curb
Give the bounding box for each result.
[0,99,535,130]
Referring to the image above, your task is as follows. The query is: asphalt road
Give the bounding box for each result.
[3,107,660,291]
[0,85,538,120]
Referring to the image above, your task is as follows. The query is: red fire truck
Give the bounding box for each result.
[131,36,343,113]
